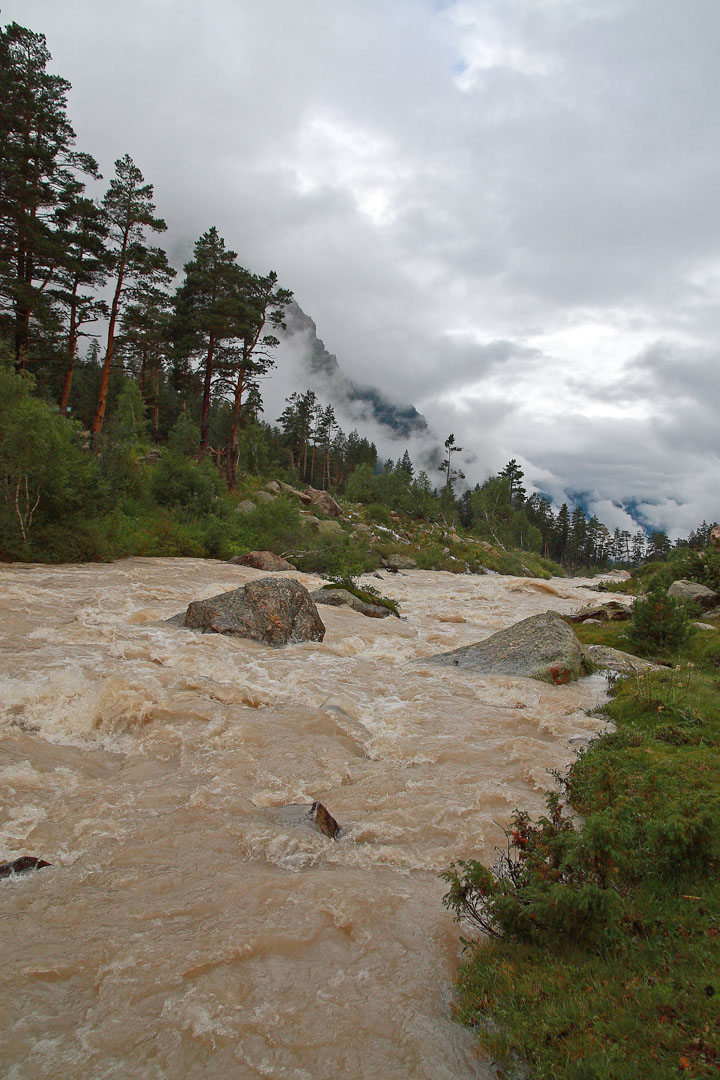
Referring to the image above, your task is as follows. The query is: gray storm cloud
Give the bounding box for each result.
[8,0,720,535]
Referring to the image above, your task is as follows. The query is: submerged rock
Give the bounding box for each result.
[427,611,586,684]
[184,577,325,646]
[310,801,340,839]
[310,588,393,619]
[229,550,295,571]
[0,856,51,878]
[274,801,341,839]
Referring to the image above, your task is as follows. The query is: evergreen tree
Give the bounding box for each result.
[498,459,526,507]
[172,227,243,459]
[50,193,110,414]
[314,403,338,490]
[93,155,170,437]
[278,389,318,478]
[117,270,174,443]
[631,529,646,565]
[568,506,587,566]
[396,449,414,479]
[223,270,292,488]
[553,503,570,564]
[0,22,99,369]
[438,433,464,490]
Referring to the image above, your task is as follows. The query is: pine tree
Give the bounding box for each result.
[223,270,292,488]
[92,155,169,437]
[0,22,99,369]
[50,193,110,414]
[278,389,318,478]
[396,449,414,478]
[117,271,174,443]
[315,403,338,490]
[438,433,465,489]
[172,227,243,460]
[498,459,526,507]
[553,504,570,564]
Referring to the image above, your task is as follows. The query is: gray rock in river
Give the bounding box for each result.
[426,611,586,684]
[184,577,325,646]
[272,801,341,839]
[310,587,393,619]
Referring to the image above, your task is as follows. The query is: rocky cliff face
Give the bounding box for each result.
[282,301,428,440]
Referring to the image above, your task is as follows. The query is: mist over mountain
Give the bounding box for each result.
[280,301,428,442]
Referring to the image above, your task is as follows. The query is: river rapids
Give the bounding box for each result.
[0,558,613,1079]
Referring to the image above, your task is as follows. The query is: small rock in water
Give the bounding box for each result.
[228,550,295,571]
[276,801,341,839]
[0,856,51,879]
[310,587,393,619]
[311,801,340,840]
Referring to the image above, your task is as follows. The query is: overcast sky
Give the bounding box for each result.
[8,0,720,536]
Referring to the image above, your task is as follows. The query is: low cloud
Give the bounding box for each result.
[8,0,720,536]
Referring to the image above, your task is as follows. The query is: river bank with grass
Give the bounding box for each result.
[443,570,720,1079]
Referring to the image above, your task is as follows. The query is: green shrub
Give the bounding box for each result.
[365,502,392,527]
[234,496,311,554]
[150,451,224,514]
[626,584,691,655]
[442,792,626,950]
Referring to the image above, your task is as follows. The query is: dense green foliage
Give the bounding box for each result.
[626,585,692,655]
[442,563,720,1079]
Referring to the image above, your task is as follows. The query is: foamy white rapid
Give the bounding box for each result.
[0,558,612,1079]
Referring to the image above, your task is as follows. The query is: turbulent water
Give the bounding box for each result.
[0,559,612,1080]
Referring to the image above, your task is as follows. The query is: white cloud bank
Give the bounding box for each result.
[7,0,720,536]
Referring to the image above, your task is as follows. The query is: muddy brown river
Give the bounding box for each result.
[0,558,613,1079]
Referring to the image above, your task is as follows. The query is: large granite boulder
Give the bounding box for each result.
[710,525,720,549]
[667,579,719,610]
[310,587,393,619]
[229,550,295,571]
[184,577,325,645]
[305,486,343,517]
[427,611,586,684]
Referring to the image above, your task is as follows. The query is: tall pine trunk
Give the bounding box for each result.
[225,367,246,489]
[198,333,215,462]
[59,280,81,415]
[92,227,129,437]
